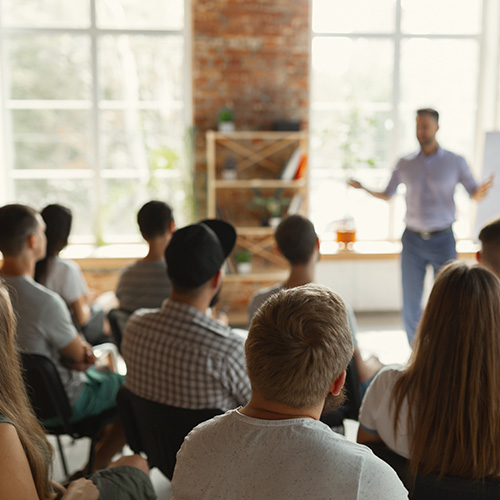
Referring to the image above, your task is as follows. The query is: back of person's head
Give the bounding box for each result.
[392,261,500,479]
[166,219,236,293]
[40,204,72,256]
[478,217,500,279]
[246,284,354,409]
[275,215,318,265]
[34,204,72,283]
[0,281,53,499]
[137,200,174,240]
[416,107,439,123]
[0,204,39,257]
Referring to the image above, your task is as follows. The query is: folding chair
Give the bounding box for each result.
[117,386,222,479]
[107,308,132,351]
[21,353,118,477]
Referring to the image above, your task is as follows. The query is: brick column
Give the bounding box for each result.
[191,0,311,215]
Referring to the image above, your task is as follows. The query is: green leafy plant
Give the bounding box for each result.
[250,188,290,224]
[217,107,235,123]
[234,248,252,263]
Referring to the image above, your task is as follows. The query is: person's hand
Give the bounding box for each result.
[347,178,363,189]
[472,174,494,201]
[62,478,99,499]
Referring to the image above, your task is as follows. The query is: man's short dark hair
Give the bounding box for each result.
[417,108,439,123]
[137,201,173,240]
[275,215,318,265]
[0,204,39,257]
[479,217,500,277]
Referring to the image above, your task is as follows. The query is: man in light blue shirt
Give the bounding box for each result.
[350,108,493,344]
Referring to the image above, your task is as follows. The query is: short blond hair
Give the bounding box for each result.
[246,284,354,409]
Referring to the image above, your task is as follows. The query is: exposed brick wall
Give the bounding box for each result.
[192,0,311,215]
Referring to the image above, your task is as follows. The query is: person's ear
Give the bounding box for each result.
[476,250,482,263]
[26,232,37,250]
[212,269,222,290]
[329,370,346,396]
[169,220,176,233]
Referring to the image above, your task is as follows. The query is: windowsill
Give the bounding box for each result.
[319,239,479,260]
[45,239,481,267]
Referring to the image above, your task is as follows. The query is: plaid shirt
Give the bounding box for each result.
[122,299,251,410]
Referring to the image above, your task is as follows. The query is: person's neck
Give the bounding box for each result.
[283,262,315,289]
[143,239,166,262]
[170,290,211,314]
[421,140,439,156]
[239,393,323,421]
[0,255,34,277]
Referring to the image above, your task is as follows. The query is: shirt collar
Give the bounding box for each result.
[162,298,232,338]
[418,144,443,159]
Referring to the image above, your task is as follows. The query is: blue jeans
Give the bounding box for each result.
[401,227,456,345]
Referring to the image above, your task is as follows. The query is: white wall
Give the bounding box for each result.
[315,257,476,312]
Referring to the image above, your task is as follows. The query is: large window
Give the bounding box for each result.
[310,0,493,243]
[0,0,192,244]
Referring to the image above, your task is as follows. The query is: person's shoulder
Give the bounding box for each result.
[398,150,420,164]
[252,283,283,301]
[368,364,404,390]
[439,147,467,163]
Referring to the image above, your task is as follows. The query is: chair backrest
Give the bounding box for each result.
[365,442,500,500]
[117,386,223,479]
[107,308,131,351]
[21,353,72,429]
[320,356,361,428]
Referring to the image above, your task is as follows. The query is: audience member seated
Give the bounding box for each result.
[0,204,125,474]
[357,261,500,481]
[122,219,251,411]
[477,216,500,279]
[171,284,408,499]
[248,214,383,394]
[0,280,156,500]
[35,204,112,345]
[116,200,175,312]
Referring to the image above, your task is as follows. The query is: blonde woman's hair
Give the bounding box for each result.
[0,281,55,499]
[246,284,354,409]
[391,261,500,479]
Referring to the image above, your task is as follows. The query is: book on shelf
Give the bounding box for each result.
[293,153,307,180]
[279,148,303,180]
[286,193,303,215]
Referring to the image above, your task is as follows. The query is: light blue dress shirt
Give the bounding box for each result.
[384,146,478,232]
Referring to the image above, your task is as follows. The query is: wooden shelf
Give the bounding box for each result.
[214,179,306,189]
[207,130,308,324]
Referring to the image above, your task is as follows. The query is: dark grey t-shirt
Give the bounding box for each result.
[2,275,86,404]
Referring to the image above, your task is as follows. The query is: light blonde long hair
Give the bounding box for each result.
[0,280,55,499]
[391,261,500,479]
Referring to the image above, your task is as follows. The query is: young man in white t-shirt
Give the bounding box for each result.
[171,284,408,500]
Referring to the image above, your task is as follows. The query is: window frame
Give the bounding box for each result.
[309,0,498,244]
[0,0,192,244]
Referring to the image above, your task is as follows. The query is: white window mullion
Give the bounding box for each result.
[90,0,101,245]
[388,0,403,241]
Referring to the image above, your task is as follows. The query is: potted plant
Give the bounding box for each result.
[234,249,252,274]
[217,107,235,132]
[250,188,290,227]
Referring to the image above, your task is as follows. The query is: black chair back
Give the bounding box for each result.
[117,386,223,479]
[21,353,73,430]
[107,308,131,351]
[21,352,118,477]
[365,442,500,499]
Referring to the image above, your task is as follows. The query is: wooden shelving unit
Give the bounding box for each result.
[206,130,308,325]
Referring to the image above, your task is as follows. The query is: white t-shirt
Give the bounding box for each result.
[172,409,408,500]
[358,365,411,458]
[44,256,88,305]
